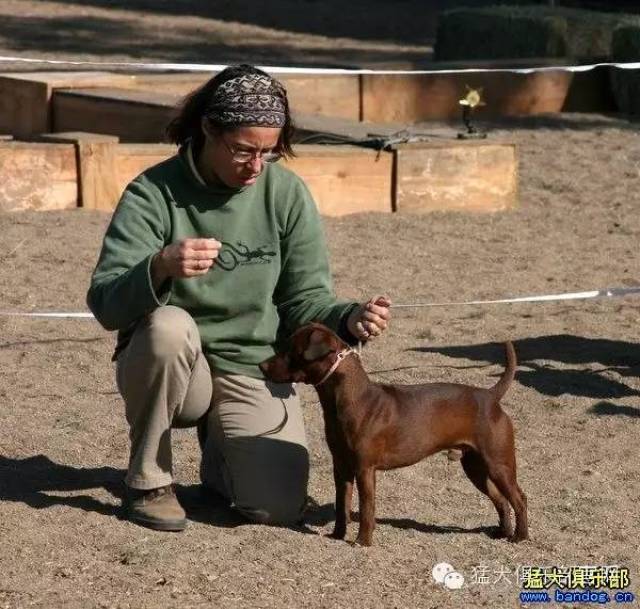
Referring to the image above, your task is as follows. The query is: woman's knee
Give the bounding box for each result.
[222,436,310,526]
[142,306,200,361]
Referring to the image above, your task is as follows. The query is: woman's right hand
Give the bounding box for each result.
[151,238,222,286]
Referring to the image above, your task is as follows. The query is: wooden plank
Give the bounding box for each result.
[362,71,575,122]
[280,75,361,121]
[82,143,391,215]
[394,141,518,213]
[36,132,120,144]
[283,145,392,216]
[0,72,138,137]
[53,88,180,142]
[130,73,210,97]
[80,142,175,210]
[133,73,362,120]
[0,142,77,211]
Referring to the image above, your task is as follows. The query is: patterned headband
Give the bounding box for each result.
[206,73,287,128]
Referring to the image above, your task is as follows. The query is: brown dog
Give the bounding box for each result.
[260,323,528,547]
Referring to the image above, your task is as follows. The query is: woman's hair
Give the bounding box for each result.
[166,64,295,158]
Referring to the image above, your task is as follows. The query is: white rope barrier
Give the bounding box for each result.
[1,286,639,319]
[391,286,640,308]
[1,55,640,75]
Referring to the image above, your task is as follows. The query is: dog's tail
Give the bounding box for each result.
[489,341,517,400]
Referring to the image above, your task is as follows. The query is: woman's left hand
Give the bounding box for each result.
[347,295,392,342]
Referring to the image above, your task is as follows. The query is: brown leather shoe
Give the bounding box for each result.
[124,485,187,532]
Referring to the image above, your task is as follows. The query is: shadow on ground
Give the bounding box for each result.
[412,334,640,405]
[0,15,430,68]
[0,454,331,533]
[24,0,438,44]
[0,454,125,516]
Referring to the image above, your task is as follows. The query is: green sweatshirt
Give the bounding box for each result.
[87,147,358,378]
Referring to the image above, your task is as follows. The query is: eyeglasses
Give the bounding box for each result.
[220,134,282,165]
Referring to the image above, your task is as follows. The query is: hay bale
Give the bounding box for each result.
[611,24,640,114]
[435,6,636,62]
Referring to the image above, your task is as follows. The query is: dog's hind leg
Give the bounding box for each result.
[461,451,514,538]
[484,461,528,542]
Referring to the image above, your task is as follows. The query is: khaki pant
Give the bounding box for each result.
[115,305,308,524]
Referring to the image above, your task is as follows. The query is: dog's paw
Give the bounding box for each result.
[509,531,529,543]
[326,530,346,540]
[353,536,372,547]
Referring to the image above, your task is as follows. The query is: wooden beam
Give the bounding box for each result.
[53,88,180,143]
[280,75,361,121]
[0,142,77,211]
[0,138,519,215]
[80,142,392,215]
[283,145,392,215]
[131,73,362,120]
[362,70,577,122]
[0,72,139,137]
[79,142,176,210]
[393,140,518,213]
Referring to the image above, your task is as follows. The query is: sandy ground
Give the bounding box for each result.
[1,1,640,608]
[1,113,639,608]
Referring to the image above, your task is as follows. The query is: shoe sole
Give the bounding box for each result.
[127,512,187,532]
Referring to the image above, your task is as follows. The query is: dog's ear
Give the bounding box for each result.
[303,329,332,361]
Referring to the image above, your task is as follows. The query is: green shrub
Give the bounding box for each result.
[612,24,640,59]
[435,10,567,60]
[435,6,638,62]
[611,25,640,115]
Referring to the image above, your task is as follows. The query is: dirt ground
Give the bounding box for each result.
[1,1,640,608]
[1,113,639,608]
[0,0,434,70]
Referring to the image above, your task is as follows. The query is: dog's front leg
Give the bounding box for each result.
[330,462,353,540]
[355,467,376,547]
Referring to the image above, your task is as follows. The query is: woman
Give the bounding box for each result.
[87,64,391,531]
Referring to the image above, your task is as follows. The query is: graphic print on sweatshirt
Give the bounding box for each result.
[217,241,277,271]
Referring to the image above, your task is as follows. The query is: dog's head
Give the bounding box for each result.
[259,322,348,385]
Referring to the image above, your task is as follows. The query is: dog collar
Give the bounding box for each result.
[314,347,356,387]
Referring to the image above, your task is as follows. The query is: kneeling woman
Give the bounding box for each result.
[87,64,391,531]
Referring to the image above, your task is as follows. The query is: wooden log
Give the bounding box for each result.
[393,140,518,213]
[0,142,77,211]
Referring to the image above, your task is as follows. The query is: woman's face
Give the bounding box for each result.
[200,124,282,189]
